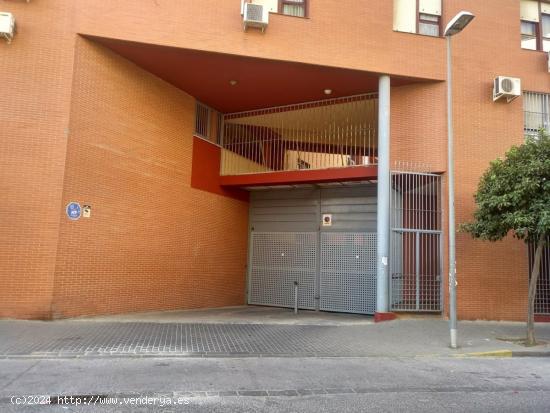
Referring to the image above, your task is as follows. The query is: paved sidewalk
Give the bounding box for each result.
[0,316,549,358]
[79,306,375,325]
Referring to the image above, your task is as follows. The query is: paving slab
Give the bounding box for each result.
[0,317,548,358]
[75,306,375,325]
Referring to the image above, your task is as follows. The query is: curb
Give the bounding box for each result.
[511,351,550,357]
[1,351,549,360]
[458,349,550,358]
[459,350,513,358]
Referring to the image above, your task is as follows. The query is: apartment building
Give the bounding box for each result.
[0,0,548,321]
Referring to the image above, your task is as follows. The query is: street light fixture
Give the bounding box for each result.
[444,11,475,37]
[445,11,475,350]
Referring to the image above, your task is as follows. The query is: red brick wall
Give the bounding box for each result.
[73,0,446,82]
[444,0,538,321]
[0,1,76,319]
[389,1,545,321]
[50,39,248,318]
[392,82,448,172]
[387,0,540,321]
[1,0,548,320]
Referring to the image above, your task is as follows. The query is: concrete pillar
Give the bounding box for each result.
[376,75,391,317]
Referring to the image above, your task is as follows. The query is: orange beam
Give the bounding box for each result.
[219,166,378,187]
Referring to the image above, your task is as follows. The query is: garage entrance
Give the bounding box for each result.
[247,184,377,314]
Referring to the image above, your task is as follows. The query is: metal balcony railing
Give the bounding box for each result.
[524,91,550,137]
[220,94,378,176]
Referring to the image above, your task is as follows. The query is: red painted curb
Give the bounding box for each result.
[374,312,397,323]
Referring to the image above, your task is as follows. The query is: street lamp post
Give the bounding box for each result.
[444,11,475,350]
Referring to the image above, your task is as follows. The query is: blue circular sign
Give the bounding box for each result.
[66,202,81,221]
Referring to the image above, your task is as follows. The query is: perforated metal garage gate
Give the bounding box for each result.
[249,232,318,309]
[320,232,377,314]
[248,185,377,314]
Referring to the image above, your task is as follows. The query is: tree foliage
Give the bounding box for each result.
[461,130,550,345]
[461,131,550,243]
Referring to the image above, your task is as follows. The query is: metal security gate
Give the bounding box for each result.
[529,236,550,315]
[249,232,317,309]
[390,171,443,312]
[320,233,377,314]
[248,185,377,314]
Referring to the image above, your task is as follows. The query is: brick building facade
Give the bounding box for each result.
[0,0,548,320]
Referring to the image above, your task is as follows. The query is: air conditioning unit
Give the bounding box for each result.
[493,76,521,103]
[243,2,268,32]
[0,12,15,44]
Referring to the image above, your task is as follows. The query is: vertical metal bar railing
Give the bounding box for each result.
[524,91,550,137]
[390,167,443,312]
[219,93,378,175]
[529,235,550,315]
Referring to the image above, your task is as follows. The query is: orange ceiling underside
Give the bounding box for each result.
[89,35,421,113]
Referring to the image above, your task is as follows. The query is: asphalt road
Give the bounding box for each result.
[1,357,549,412]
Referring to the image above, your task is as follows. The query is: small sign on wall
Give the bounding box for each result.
[322,214,332,227]
[82,205,91,218]
[66,202,81,221]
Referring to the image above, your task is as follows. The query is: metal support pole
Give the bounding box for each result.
[376,75,391,313]
[416,231,420,311]
[294,281,299,315]
[447,35,458,349]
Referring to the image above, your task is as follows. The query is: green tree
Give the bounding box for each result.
[461,131,550,345]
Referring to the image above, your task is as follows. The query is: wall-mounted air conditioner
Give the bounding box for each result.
[0,12,15,44]
[493,76,521,103]
[243,2,268,32]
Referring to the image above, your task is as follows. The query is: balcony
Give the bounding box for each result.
[219,94,378,186]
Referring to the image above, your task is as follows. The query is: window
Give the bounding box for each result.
[418,13,440,36]
[520,1,550,51]
[195,102,210,139]
[393,0,441,37]
[522,20,538,50]
[280,0,306,17]
[542,14,550,51]
[524,92,550,136]
[195,101,222,144]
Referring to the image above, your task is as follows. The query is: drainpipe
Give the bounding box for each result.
[376,75,391,318]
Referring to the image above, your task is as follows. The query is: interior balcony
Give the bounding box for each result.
[89,35,439,191]
[218,94,379,187]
